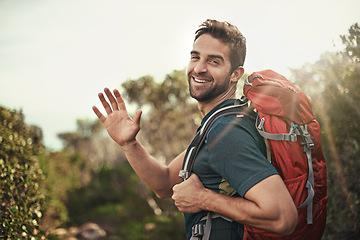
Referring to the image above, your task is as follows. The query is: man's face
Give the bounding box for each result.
[187,33,233,102]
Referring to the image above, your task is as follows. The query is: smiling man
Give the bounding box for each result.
[93,19,297,240]
[187,31,244,116]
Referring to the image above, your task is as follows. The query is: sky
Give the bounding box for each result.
[0,0,359,151]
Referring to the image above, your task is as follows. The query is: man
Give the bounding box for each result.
[92,19,298,239]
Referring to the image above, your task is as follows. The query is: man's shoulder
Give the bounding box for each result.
[208,113,258,139]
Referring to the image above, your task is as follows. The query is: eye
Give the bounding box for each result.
[209,59,220,65]
[190,55,200,61]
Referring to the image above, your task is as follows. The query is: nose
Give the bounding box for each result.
[194,60,207,74]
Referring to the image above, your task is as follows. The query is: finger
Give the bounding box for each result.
[133,109,142,127]
[104,88,119,111]
[98,92,112,115]
[92,106,106,123]
[113,89,127,111]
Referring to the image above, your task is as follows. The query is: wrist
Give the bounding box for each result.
[199,188,217,211]
[120,139,138,151]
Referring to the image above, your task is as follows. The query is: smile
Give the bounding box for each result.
[193,77,211,83]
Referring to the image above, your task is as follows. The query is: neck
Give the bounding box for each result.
[198,87,237,117]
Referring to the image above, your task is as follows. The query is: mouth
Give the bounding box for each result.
[191,76,212,83]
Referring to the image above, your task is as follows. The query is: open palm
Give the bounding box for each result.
[92,88,142,147]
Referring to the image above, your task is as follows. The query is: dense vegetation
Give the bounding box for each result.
[0,107,46,239]
[0,23,359,239]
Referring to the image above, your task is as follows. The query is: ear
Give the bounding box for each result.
[230,66,245,83]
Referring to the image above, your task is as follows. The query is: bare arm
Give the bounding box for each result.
[172,174,298,235]
[93,88,183,198]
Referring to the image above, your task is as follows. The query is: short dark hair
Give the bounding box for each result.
[194,19,246,72]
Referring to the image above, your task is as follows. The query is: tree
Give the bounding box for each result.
[58,118,126,171]
[290,23,360,239]
[341,23,360,63]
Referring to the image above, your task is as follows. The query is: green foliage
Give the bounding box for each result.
[66,162,150,224]
[0,107,46,239]
[65,162,185,239]
[39,150,91,230]
[290,23,360,239]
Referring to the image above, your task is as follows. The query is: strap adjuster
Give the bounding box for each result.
[299,125,315,150]
[192,222,205,237]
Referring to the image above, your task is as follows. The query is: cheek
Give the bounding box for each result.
[187,62,195,75]
[212,70,227,83]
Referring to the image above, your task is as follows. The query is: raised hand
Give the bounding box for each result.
[92,88,142,147]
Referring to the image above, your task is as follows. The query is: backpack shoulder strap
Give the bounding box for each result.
[179,98,254,181]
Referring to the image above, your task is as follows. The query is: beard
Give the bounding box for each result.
[188,73,232,102]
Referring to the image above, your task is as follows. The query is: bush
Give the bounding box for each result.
[0,106,46,239]
[65,162,185,239]
[39,150,91,231]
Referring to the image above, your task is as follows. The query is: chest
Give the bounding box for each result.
[192,142,237,196]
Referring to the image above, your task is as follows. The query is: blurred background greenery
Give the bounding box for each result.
[1,23,359,240]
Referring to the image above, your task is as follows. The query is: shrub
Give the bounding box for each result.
[0,106,46,239]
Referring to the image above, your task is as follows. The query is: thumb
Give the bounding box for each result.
[133,109,142,126]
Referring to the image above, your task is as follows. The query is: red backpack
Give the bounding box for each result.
[243,70,328,240]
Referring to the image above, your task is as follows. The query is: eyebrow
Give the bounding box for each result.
[190,50,225,62]
[190,50,199,56]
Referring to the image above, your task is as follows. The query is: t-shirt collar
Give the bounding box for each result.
[200,99,236,126]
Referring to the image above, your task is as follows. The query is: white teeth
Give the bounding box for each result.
[194,77,208,83]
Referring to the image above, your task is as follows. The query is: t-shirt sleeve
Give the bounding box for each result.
[206,117,278,197]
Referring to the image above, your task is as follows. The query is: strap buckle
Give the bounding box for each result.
[192,222,205,237]
[178,170,189,181]
[299,125,315,150]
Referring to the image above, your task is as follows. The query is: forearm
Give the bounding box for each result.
[121,140,182,198]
